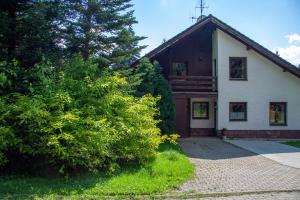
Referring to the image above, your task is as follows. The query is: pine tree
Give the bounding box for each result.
[0,0,61,67]
[60,0,144,66]
[0,0,62,95]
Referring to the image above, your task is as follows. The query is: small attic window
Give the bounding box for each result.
[229,57,247,80]
[171,62,187,76]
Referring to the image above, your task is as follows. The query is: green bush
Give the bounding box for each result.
[134,58,175,134]
[0,57,161,173]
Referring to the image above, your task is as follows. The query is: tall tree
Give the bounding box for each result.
[0,0,63,95]
[134,58,175,134]
[60,0,144,66]
[0,0,61,67]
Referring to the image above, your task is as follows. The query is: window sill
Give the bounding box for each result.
[270,123,287,126]
[229,78,248,81]
[193,117,209,120]
[229,119,248,122]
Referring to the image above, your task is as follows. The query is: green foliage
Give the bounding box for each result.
[160,134,180,144]
[0,0,61,66]
[60,0,144,65]
[0,57,161,173]
[284,141,300,148]
[0,143,194,198]
[134,58,176,134]
[0,0,144,69]
[0,0,175,178]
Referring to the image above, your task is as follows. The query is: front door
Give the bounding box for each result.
[174,97,190,137]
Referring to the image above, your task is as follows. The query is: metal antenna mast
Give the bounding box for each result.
[190,0,209,23]
[195,0,208,20]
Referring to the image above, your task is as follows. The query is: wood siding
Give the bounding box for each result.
[151,23,214,79]
[169,76,217,92]
[150,23,216,137]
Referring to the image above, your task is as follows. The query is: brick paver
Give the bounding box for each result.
[199,192,300,200]
[176,137,300,194]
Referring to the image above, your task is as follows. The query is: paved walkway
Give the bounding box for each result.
[195,192,300,200]
[175,137,300,196]
[163,191,300,200]
[226,139,300,169]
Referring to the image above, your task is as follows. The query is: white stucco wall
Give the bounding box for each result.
[216,29,300,130]
[212,30,219,129]
[190,98,215,128]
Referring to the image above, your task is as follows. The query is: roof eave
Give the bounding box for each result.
[210,17,300,78]
[141,15,300,78]
[145,15,213,59]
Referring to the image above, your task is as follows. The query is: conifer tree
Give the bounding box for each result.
[60,0,144,66]
[134,58,175,134]
[0,0,61,67]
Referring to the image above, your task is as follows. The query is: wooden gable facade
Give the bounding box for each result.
[149,22,217,137]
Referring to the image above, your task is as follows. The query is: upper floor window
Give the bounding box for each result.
[229,57,247,80]
[229,102,247,121]
[172,62,187,76]
[270,102,287,126]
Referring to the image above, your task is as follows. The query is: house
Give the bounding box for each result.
[145,15,300,138]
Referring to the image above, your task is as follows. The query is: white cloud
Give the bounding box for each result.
[276,45,300,67]
[274,33,300,67]
[285,33,300,44]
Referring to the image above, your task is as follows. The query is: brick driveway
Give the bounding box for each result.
[174,137,300,198]
[195,192,300,200]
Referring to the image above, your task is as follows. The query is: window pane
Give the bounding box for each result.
[270,103,286,125]
[193,102,209,119]
[229,102,247,121]
[230,57,247,79]
[172,62,187,76]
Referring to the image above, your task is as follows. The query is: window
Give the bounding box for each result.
[172,62,187,76]
[192,102,209,119]
[270,102,287,126]
[229,57,247,80]
[229,102,247,121]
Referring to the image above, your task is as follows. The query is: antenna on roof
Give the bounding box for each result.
[191,0,209,22]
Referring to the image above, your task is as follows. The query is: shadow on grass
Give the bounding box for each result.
[158,142,181,152]
[0,168,131,197]
[0,142,193,199]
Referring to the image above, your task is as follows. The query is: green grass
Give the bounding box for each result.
[284,140,300,148]
[0,143,194,199]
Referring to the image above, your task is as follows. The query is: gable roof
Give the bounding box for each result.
[144,15,300,78]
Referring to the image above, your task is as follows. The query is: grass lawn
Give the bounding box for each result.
[0,143,194,199]
[284,140,300,148]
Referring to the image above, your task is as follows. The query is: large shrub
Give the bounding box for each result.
[0,57,161,173]
[134,58,175,134]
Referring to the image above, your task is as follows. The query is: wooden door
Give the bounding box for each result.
[174,97,190,137]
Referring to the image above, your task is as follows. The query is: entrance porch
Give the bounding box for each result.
[173,92,217,137]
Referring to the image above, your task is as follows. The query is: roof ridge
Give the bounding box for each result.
[141,15,300,78]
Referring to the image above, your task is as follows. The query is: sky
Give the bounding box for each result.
[132,0,300,67]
